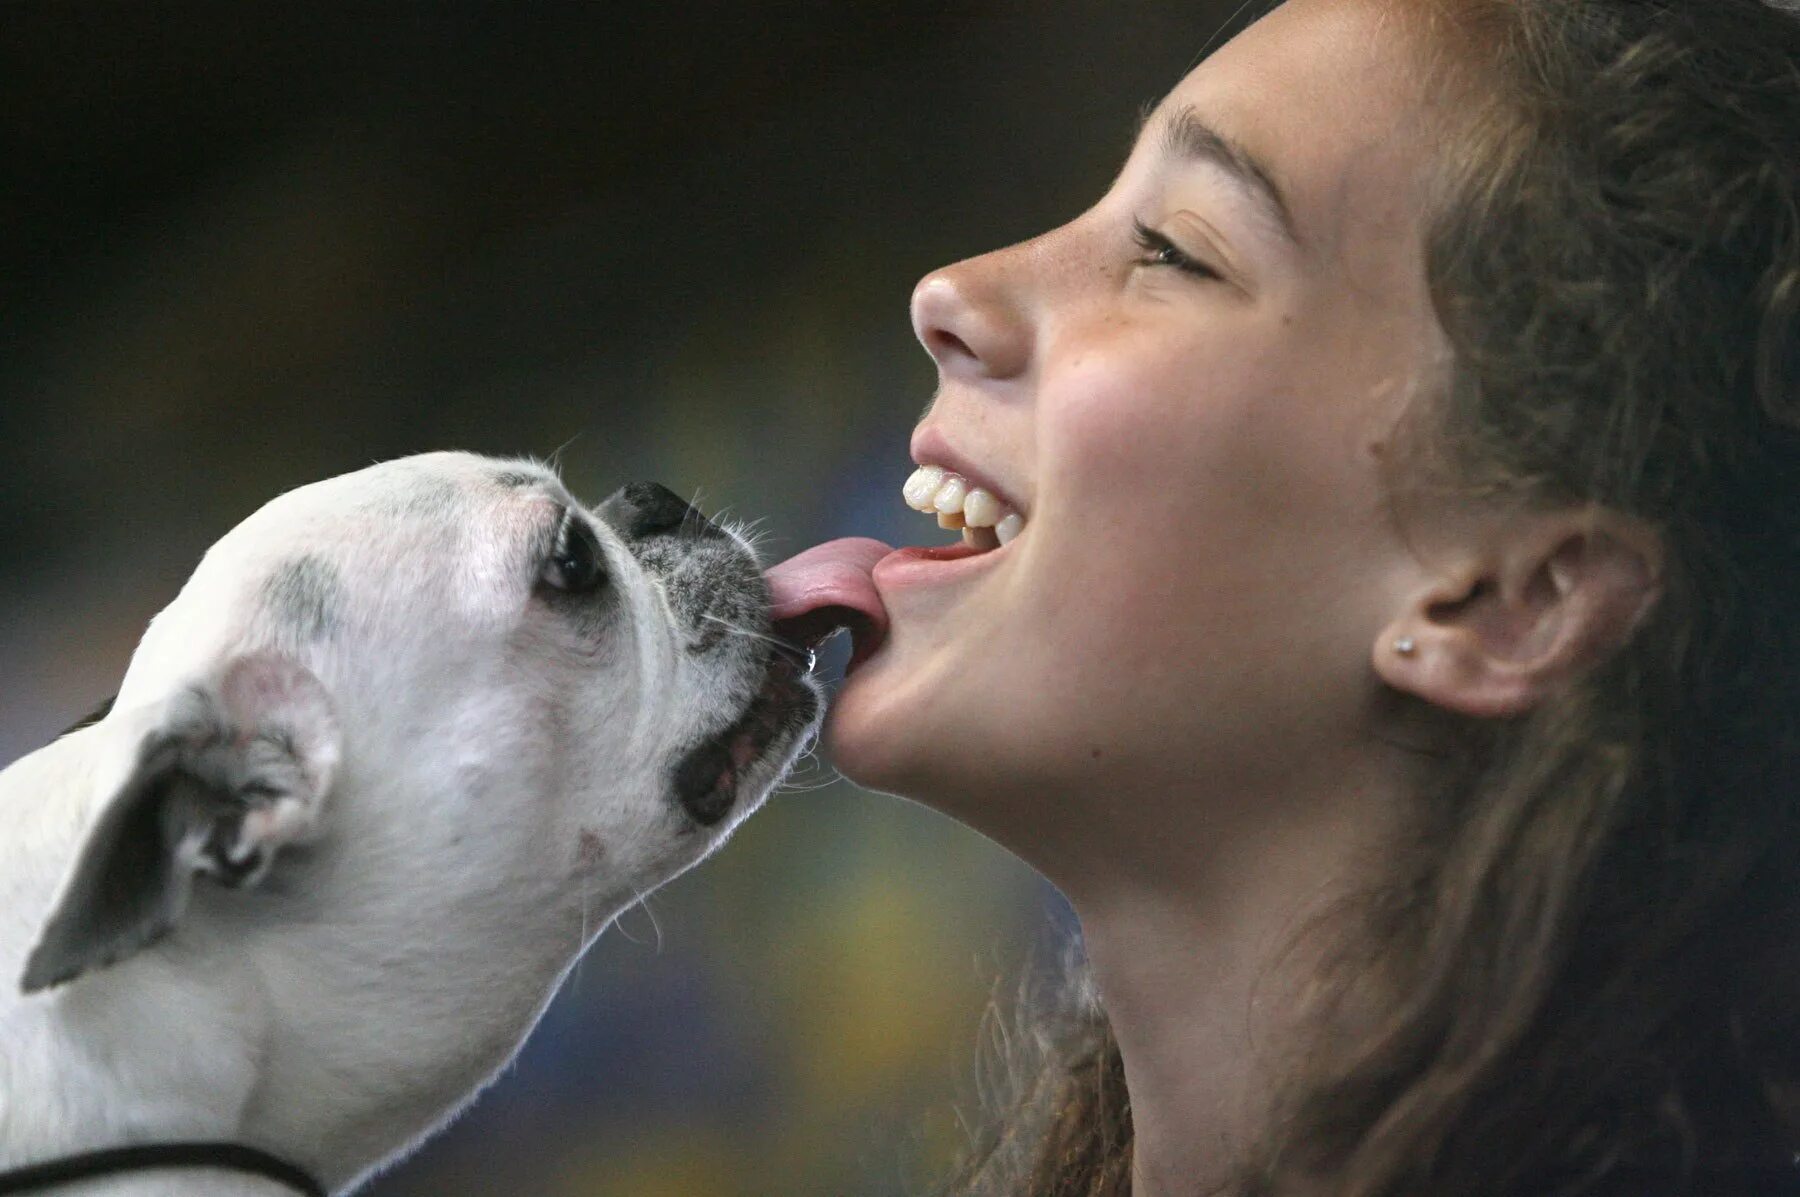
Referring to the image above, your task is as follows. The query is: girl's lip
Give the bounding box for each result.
[909,426,1027,522]
[871,539,1003,590]
[841,540,1009,676]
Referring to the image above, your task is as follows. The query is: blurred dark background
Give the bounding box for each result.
[2,5,1238,1194]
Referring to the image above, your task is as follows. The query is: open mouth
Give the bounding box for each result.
[759,460,1030,679]
[764,536,893,674]
[761,460,1028,677]
[672,647,821,827]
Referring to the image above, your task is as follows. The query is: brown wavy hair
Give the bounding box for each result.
[952,2,1800,1194]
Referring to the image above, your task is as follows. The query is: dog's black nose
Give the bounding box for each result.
[606,482,722,539]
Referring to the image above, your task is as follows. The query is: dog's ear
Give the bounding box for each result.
[20,654,339,995]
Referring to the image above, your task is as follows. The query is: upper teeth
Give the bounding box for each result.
[902,465,1026,548]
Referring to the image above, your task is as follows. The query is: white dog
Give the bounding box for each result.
[0,452,822,1195]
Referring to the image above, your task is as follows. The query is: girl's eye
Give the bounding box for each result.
[1132,219,1221,282]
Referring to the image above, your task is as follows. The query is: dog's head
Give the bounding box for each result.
[19,453,817,1122]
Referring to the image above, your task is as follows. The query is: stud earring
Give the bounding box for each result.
[1395,637,1417,656]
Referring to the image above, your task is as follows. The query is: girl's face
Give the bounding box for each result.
[827,0,1452,872]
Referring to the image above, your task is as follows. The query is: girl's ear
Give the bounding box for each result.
[21,654,339,995]
[1374,509,1663,719]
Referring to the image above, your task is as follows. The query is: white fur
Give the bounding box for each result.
[0,452,815,1194]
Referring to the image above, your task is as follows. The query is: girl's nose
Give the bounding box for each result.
[910,255,1032,382]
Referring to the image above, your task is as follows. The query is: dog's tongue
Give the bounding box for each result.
[765,537,892,651]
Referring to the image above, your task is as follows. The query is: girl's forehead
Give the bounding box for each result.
[1146,0,1445,257]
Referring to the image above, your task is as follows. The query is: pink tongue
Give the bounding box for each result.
[765,537,892,646]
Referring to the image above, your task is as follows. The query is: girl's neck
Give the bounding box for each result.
[1068,762,1405,1197]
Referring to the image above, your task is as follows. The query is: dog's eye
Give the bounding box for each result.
[542,513,607,594]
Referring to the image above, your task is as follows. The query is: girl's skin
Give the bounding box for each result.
[824,0,1662,1192]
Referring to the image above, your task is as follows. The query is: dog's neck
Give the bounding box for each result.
[0,723,576,1196]
[0,730,305,1194]
[0,727,486,1195]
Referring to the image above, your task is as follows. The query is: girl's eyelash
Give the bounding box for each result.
[1131,219,1220,281]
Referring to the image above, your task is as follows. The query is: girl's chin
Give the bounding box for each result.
[818,667,909,793]
[819,647,959,798]
[820,613,1030,798]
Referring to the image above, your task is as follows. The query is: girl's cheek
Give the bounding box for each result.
[1049,337,1262,510]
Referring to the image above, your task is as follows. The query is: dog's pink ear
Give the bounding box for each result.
[20,655,339,995]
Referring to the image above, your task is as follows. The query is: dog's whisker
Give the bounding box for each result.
[795,756,835,784]
[611,884,666,954]
[718,516,772,549]
[698,615,781,645]
[716,510,762,536]
[573,886,592,987]
[777,774,844,794]
[782,755,848,793]
[786,743,831,775]
[634,885,665,955]
[698,613,799,654]
[545,434,581,474]
[612,901,651,946]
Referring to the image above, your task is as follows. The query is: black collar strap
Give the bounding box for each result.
[0,1142,325,1195]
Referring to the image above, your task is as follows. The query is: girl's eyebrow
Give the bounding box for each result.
[1140,102,1303,251]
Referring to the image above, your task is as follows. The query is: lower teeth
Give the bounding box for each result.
[962,527,1001,551]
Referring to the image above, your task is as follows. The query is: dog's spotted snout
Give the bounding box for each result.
[607,482,724,541]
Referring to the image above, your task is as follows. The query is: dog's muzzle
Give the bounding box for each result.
[601,482,822,828]
[671,646,818,825]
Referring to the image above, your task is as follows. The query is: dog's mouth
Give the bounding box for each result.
[671,646,820,827]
